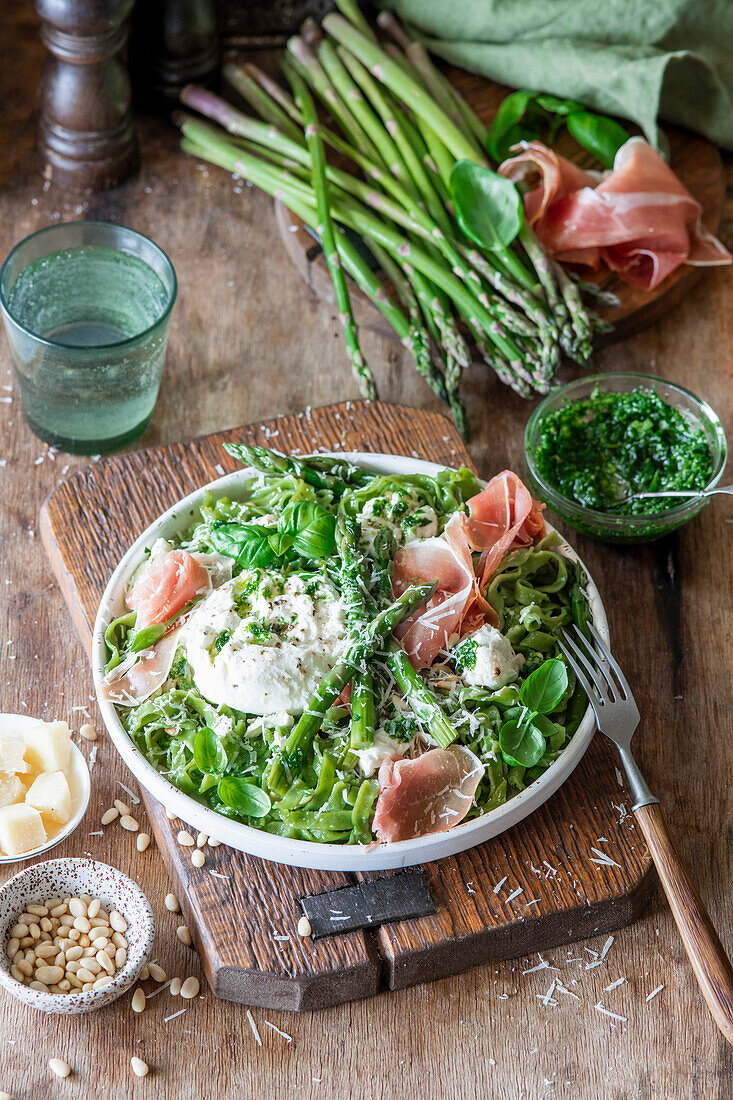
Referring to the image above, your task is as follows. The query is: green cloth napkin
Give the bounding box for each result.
[378,0,733,151]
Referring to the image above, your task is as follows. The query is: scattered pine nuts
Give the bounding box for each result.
[132,987,146,1013]
[4,894,130,996]
[170,977,182,996]
[114,798,131,816]
[207,838,221,847]
[49,1059,71,1078]
[148,962,166,983]
[120,815,139,832]
[177,830,194,846]
[164,893,180,913]
[101,807,119,825]
[180,976,200,1000]
[176,925,192,947]
[131,1057,149,1078]
[165,807,176,820]
[136,833,151,852]
[139,966,150,981]
[297,916,312,938]
[196,832,208,848]
[79,723,97,741]
[191,850,205,869]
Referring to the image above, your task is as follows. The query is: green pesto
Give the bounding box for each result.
[534,385,714,515]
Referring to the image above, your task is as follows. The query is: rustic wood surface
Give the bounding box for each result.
[40,400,653,1010]
[276,68,726,346]
[0,2,732,1097]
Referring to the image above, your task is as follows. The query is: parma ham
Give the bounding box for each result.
[99,628,181,706]
[372,745,484,843]
[126,549,211,629]
[499,137,731,290]
[391,471,543,667]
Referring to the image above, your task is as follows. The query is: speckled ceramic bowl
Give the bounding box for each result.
[0,858,154,1014]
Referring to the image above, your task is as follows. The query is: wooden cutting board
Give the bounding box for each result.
[39,400,654,1011]
[276,69,726,346]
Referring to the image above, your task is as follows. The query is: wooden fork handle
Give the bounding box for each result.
[634,802,733,1045]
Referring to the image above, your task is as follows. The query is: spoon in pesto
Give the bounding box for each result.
[618,483,733,507]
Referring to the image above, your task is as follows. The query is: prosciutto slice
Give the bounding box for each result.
[126,549,211,629]
[99,628,182,706]
[391,512,482,669]
[372,745,484,843]
[464,470,545,590]
[499,137,731,290]
[391,471,543,667]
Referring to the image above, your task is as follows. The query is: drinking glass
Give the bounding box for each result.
[0,221,177,454]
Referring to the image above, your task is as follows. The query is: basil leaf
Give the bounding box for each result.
[210,522,276,568]
[217,776,271,818]
[268,529,295,556]
[499,718,547,768]
[450,161,524,252]
[534,93,585,116]
[487,89,535,161]
[566,110,628,169]
[520,658,569,714]
[193,726,227,777]
[283,501,337,559]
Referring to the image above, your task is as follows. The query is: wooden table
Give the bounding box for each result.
[1,4,732,1097]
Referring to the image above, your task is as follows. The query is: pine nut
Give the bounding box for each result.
[170,977,182,996]
[19,937,33,948]
[176,925,192,947]
[27,904,48,917]
[101,807,119,825]
[207,838,221,847]
[76,967,96,984]
[49,1058,71,1078]
[191,850,205,868]
[79,935,91,948]
[177,830,194,846]
[180,976,200,999]
[139,966,150,981]
[196,833,208,848]
[83,958,102,976]
[115,947,127,968]
[36,965,64,984]
[28,923,40,939]
[65,960,81,974]
[79,722,97,741]
[82,947,96,958]
[90,916,111,928]
[120,815,139,832]
[131,1057,149,1078]
[81,982,94,992]
[164,893,180,913]
[297,916,312,937]
[6,937,19,958]
[9,924,27,938]
[165,806,176,819]
[68,929,81,941]
[29,981,49,992]
[132,987,146,1013]
[50,903,68,917]
[58,978,71,992]
[67,973,82,989]
[112,932,128,949]
[97,952,115,975]
[68,898,87,918]
[12,950,23,965]
[35,943,58,959]
[10,965,23,982]
[87,898,101,919]
[148,962,166,983]
[40,917,53,932]
[94,976,113,990]
[16,960,33,977]
[110,910,128,934]
[114,798,131,816]
[136,832,151,852]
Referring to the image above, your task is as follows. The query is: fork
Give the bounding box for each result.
[559,622,733,1045]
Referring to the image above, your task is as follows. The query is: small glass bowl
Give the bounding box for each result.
[524,373,727,544]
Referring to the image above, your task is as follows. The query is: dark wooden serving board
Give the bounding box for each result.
[276,69,726,347]
[40,401,654,1011]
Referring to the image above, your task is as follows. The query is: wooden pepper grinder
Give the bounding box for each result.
[35,0,139,192]
[130,0,220,114]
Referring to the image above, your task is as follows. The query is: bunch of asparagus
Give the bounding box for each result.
[178,0,604,435]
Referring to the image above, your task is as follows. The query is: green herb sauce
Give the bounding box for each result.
[535,386,714,514]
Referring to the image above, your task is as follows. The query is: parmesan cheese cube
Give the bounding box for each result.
[0,771,25,808]
[25,770,72,825]
[0,803,47,856]
[21,721,71,774]
[0,736,30,775]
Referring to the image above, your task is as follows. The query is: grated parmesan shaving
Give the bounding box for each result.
[246,1009,262,1046]
[646,984,664,1002]
[595,1003,627,1022]
[164,1007,187,1023]
[493,876,508,894]
[116,779,140,805]
[264,1021,293,1043]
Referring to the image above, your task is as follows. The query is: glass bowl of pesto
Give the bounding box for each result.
[524,373,727,544]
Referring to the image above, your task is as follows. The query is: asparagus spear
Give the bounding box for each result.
[284,65,374,399]
[269,580,437,787]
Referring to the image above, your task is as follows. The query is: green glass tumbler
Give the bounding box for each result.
[0,221,177,454]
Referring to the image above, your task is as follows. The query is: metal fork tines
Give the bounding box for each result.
[558,623,657,810]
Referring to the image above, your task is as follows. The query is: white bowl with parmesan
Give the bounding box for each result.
[0,715,90,864]
[91,452,608,871]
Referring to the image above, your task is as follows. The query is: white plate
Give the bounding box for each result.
[0,714,91,864]
[92,452,607,871]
